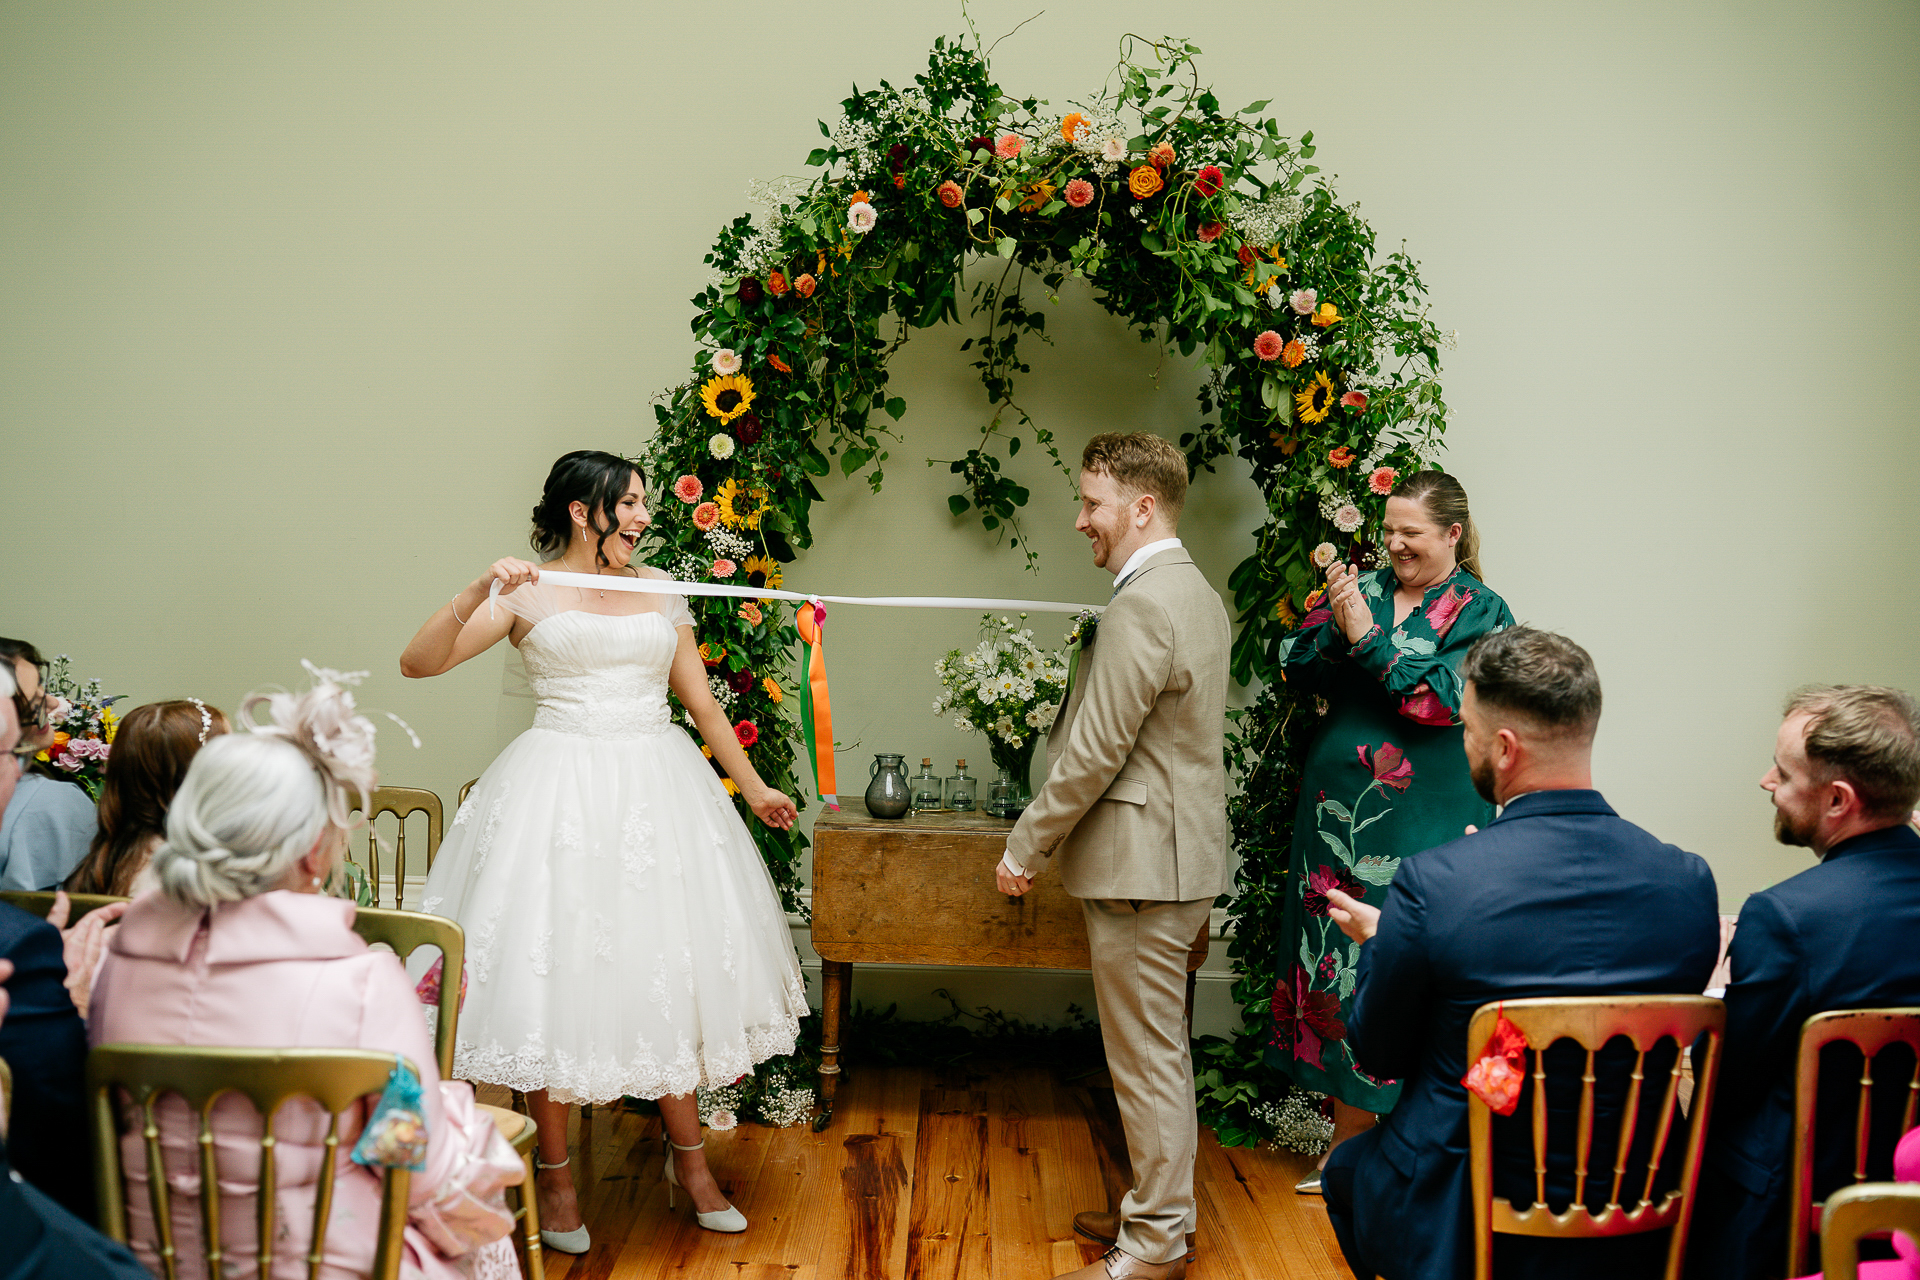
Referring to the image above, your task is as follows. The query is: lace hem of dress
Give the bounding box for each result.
[451,1012,804,1105]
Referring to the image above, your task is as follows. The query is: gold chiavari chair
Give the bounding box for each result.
[88,1045,413,1280]
[349,906,464,1082]
[1466,995,1726,1280]
[458,778,478,809]
[0,1054,12,1141]
[477,1102,544,1280]
[1787,1008,1920,1275]
[1820,1181,1920,1279]
[347,787,444,909]
[0,889,130,921]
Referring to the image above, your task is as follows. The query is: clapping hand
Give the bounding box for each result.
[1326,562,1372,645]
[749,788,798,831]
[1324,887,1380,945]
[47,890,129,1020]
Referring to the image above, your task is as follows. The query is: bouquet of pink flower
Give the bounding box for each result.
[34,655,123,801]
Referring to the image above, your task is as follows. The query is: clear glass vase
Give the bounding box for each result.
[987,737,1036,818]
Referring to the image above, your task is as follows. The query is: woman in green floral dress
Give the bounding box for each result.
[1267,471,1514,1188]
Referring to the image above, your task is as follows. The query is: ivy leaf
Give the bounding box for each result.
[1240,98,1272,114]
[804,148,830,168]
[841,447,872,475]
[1260,374,1279,409]
[995,236,1017,258]
[948,494,970,516]
[884,397,907,420]
[966,208,984,225]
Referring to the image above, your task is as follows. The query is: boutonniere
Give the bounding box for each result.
[1066,607,1101,649]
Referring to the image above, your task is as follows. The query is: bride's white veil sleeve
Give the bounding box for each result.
[641,565,696,630]
[492,580,563,627]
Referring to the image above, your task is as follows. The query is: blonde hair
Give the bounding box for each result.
[1784,685,1920,820]
[1080,432,1189,525]
[1391,470,1482,580]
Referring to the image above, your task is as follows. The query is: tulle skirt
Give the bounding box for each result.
[416,724,808,1103]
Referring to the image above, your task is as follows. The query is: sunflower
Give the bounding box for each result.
[743,554,782,592]
[699,373,754,424]
[715,478,770,530]
[1295,371,1337,425]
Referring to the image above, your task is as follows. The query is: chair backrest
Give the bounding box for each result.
[346,786,444,909]
[87,1044,414,1280]
[1467,995,1726,1280]
[1820,1182,1920,1280]
[350,906,464,1079]
[0,1053,11,1140]
[0,889,131,921]
[458,777,478,809]
[1788,1008,1920,1275]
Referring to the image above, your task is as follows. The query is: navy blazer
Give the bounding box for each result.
[1689,822,1920,1280]
[1328,789,1721,1280]
[0,902,92,1222]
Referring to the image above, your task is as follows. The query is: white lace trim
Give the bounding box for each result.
[450,1005,804,1104]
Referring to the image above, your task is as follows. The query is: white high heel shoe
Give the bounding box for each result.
[663,1139,748,1233]
[534,1156,591,1255]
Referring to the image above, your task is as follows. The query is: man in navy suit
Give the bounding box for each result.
[1688,685,1920,1280]
[1319,626,1722,1280]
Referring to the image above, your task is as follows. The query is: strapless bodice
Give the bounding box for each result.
[518,610,677,739]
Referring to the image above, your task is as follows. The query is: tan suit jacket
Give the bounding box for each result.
[1004,547,1231,902]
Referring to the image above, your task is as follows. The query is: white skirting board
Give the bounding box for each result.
[384,879,1246,1041]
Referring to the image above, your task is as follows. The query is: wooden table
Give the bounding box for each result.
[808,800,1208,1126]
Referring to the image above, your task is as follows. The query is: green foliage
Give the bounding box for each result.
[643,31,1453,1138]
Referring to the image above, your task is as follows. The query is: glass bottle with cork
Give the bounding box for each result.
[910,758,945,811]
[945,759,977,812]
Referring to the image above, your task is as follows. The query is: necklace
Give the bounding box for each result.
[560,553,606,599]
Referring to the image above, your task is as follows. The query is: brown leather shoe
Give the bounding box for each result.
[1052,1244,1187,1280]
[1070,1212,1197,1264]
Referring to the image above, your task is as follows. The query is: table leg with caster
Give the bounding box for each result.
[814,959,851,1131]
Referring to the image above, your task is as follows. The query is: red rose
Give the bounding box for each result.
[1193,165,1224,197]
[1237,244,1256,266]
[1197,221,1224,242]
[738,278,764,305]
[734,719,759,747]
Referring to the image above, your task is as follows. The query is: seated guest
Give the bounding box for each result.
[0,638,97,890]
[66,698,229,896]
[1318,627,1721,1280]
[0,665,99,1222]
[89,668,518,1280]
[1791,1125,1920,1280]
[1690,686,1920,1280]
[0,959,151,1280]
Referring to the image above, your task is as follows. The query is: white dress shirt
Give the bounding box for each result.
[1001,536,1185,881]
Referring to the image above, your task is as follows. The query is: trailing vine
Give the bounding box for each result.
[640,31,1454,1139]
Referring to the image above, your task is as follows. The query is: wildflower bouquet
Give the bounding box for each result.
[933,615,1070,808]
[34,655,122,801]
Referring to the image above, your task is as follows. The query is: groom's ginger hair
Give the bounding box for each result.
[1081,433,1188,526]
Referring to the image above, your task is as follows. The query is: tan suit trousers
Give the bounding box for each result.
[1083,894,1215,1265]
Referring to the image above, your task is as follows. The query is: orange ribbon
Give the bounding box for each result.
[794,601,837,808]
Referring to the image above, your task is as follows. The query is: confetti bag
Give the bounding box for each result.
[351,1055,429,1172]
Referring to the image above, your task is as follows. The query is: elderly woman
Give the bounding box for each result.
[1270,471,1515,1191]
[88,668,518,1280]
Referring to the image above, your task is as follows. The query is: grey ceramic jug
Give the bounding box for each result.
[864,752,912,819]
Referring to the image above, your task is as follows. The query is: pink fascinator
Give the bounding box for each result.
[240,660,419,832]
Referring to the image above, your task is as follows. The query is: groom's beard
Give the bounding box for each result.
[1469,747,1497,805]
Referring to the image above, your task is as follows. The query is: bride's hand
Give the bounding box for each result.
[478,557,541,597]
[749,788,798,831]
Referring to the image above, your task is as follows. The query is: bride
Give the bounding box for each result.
[400,449,807,1253]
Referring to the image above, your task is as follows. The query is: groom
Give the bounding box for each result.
[998,432,1230,1280]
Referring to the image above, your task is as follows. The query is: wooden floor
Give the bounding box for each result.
[480,1060,1356,1280]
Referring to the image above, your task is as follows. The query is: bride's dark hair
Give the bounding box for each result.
[530,450,645,567]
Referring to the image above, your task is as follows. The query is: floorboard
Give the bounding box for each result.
[478,1062,1355,1280]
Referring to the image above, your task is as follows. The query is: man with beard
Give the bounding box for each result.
[1688,685,1920,1280]
[1319,626,1721,1279]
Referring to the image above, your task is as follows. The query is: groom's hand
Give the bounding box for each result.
[995,860,1033,897]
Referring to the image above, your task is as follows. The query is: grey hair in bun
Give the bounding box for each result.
[150,734,334,908]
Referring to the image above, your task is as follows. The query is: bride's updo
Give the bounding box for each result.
[151,735,336,907]
[530,450,645,568]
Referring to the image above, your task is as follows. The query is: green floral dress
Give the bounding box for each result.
[1264,565,1513,1112]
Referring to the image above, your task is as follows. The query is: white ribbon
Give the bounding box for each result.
[489,569,1102,620]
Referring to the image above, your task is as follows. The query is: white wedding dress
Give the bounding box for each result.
[415,569,808,1104]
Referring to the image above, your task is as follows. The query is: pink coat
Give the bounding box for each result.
[89,890,482,1280]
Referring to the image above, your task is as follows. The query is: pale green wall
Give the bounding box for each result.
[2,0,1916,923]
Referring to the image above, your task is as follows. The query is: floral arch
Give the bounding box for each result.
[642,33,1455,1143]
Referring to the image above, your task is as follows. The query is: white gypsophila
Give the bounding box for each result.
[759,1085,815,1128]
[708,675,737,709]
[1227,191,1305,245]
[709,433,735,460]
[706,527,753,559]
[671,553,705,583]
[1254,1091,1334,1157]
[1295,333,1320,363]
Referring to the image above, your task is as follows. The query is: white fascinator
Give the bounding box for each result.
[239,660,420,831]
